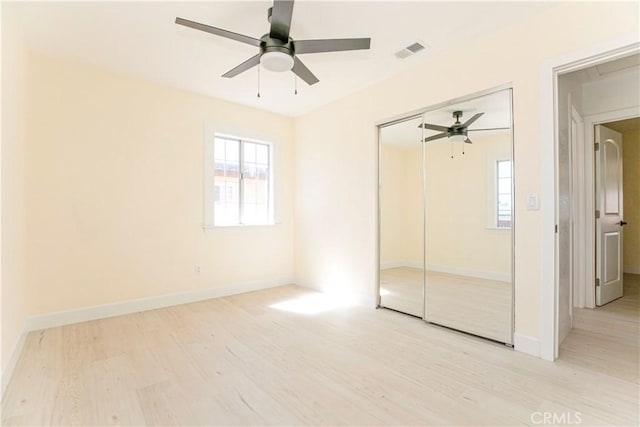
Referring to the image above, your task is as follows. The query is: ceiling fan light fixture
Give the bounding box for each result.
[448,134,466,143]
[260,51,294,72]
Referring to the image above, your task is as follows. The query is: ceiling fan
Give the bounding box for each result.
[175,0,371,86]
[420,111,510,144]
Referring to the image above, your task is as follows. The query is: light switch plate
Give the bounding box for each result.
[527,193,539,210]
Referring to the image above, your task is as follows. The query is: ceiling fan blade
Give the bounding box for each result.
[293,38,371,54]
[176,17,261,47]
[293,57,319,86]
[423,133,448,142]
[468,127,511,132]
[461,112,484,128]
[465,138,473,144]
[222,54,261,78]
[270,0,294,41]
[419,123,449,132]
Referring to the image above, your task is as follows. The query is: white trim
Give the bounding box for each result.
[539,37,640,362]
[513,332,540,358]
[24,278,293,331]
[380,261,510,282]
[380,261,423,270]
[624,265,640,275]
[427,264,510,282]
[1,331,27,397]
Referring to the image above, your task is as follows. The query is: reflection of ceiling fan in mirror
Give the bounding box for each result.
[419,111,510,144]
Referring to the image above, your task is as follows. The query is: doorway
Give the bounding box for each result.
[555,53,639,378]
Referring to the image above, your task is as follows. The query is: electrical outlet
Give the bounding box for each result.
[195,264,200,274]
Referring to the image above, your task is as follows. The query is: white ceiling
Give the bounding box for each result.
[7,1,553,117]
[562,53,640,85]
[381,89,511,148]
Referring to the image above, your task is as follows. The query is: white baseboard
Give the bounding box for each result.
[25,277,293,332]
[380,261,423,270]
[623,265,640,275]
[381,261,510,282]
[2,331,27,397]
[514,332,541,358]
[427,264,511,282]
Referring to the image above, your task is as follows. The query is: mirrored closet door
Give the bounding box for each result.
[423,89,513,344]
[378,115,425,317]
[378,88,514,345]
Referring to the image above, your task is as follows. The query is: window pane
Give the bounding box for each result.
[214,137,240,225]
[214,138,226,160]
[496,160,512,228]
[242,143,270,225]
[498,177,511,194]
[498,194,512,210]
[226,140,239,162]
[498,160,511,178]
[244,142,256,163]
[256,144,268,164]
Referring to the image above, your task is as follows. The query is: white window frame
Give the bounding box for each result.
[486,155,513,229]
[204,132,275,228]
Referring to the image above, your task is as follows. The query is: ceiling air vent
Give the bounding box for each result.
[394,41,427,59]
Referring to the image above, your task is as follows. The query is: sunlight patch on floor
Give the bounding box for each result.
[269,293,354,315]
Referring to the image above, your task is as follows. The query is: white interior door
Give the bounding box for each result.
[595,125,624,306]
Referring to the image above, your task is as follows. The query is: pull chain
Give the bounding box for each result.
[257,66,261,98]
[462,140,465,155]
[294,72,298,95]
[450,141,454,159]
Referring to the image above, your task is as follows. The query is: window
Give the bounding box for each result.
[209,135,273,226]
[496,160,512,228]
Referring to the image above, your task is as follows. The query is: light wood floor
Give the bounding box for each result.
[2,284,638,426]
[559,273,640,384]
[381,267,512,343]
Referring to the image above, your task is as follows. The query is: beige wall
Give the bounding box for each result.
[425,133,511,277]
[379,144,422,267]
[1,8,30,381]
[294,2,639,338]
[623,128,640,273]
[19,54,294,316]
[381,133,512,278]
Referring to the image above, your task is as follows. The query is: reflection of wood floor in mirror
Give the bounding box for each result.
[380,267,512,343]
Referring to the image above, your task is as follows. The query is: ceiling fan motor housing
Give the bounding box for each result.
[259,34,295,71]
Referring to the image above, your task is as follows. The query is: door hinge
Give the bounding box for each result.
[594,142,600,151]
[595,210,600,219]
[596,278,600,287]
[555,224,558,233]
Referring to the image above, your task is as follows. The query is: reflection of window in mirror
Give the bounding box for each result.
[486,156,512,229]
[496,160,512,228]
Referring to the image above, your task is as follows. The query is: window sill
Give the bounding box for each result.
[485,226,512,230]
[203,223,279,231]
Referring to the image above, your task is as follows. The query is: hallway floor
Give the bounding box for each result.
[559,273,639,384]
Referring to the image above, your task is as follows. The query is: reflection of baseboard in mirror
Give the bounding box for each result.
[380,261,510,282]
[377,86,514,345]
